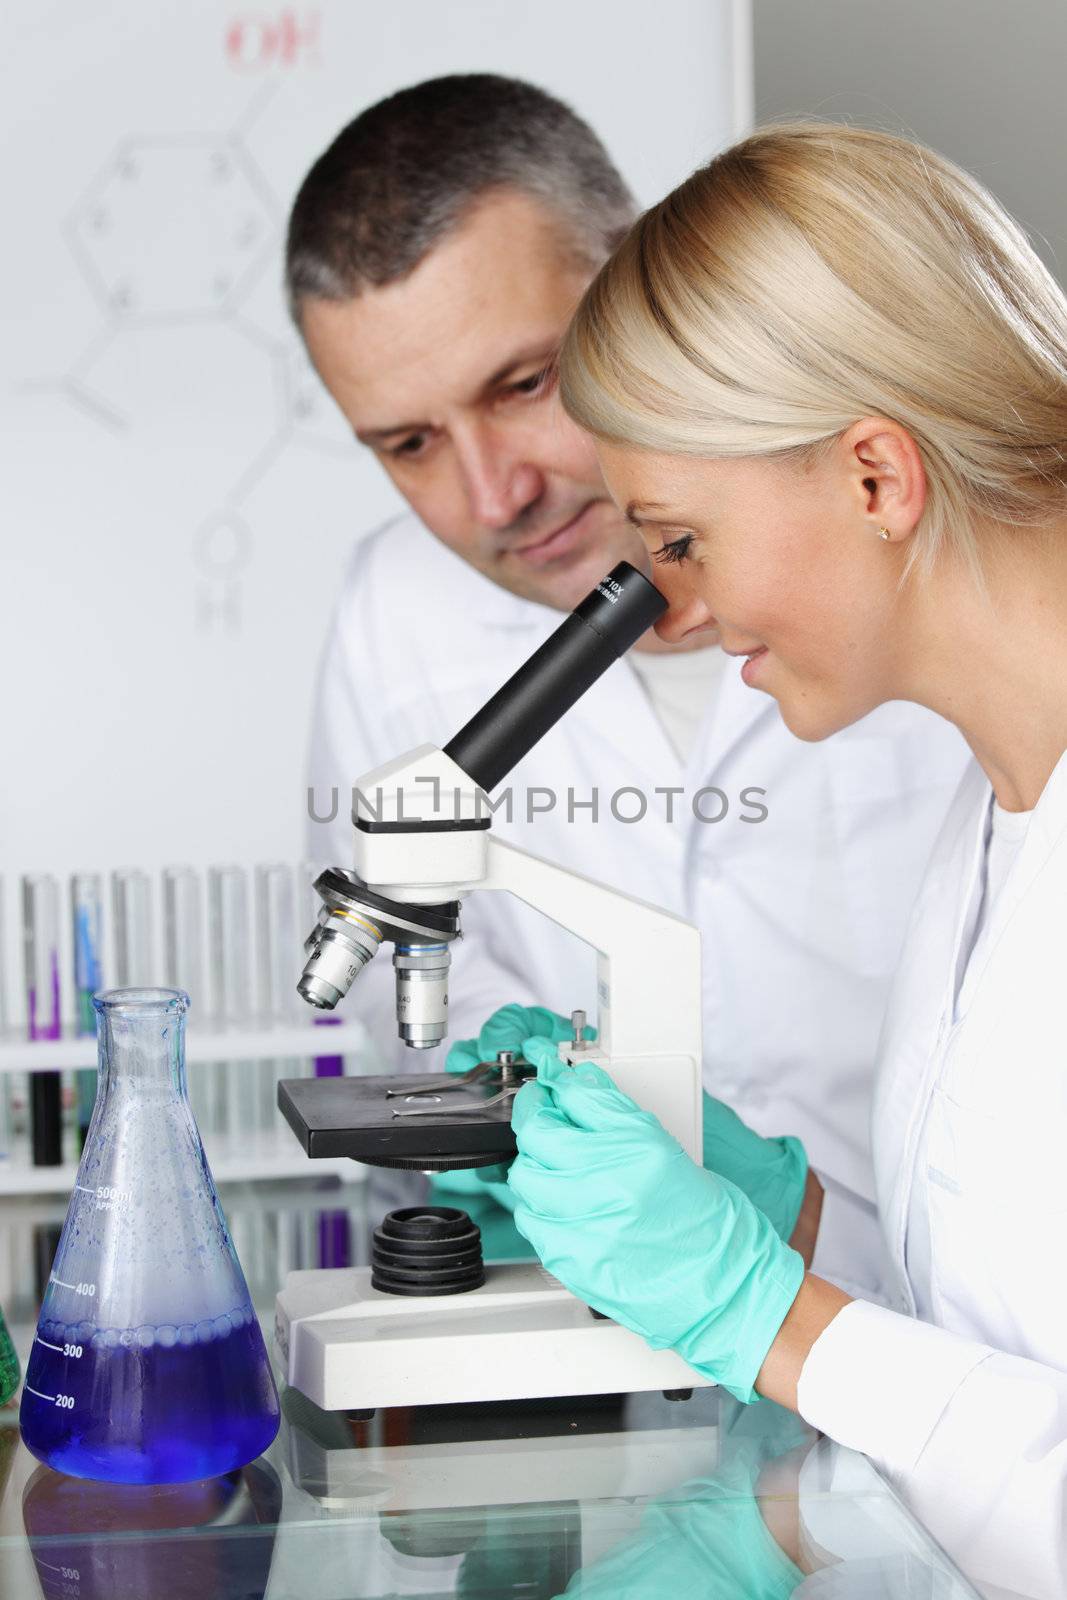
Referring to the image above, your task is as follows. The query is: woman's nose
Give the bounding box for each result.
[654,593,718,644]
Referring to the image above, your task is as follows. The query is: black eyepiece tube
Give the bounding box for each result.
[443,562,666,793]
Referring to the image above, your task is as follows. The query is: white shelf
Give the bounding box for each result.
[0,1018,372,1075]
[0,1135,368,1196]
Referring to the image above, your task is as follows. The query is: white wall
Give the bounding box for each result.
[753,0,1066,287]
[0,1,748,1021]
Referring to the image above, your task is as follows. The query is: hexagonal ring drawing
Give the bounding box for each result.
[66,136,278,323]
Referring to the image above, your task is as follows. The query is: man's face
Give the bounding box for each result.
[300,189,648,610]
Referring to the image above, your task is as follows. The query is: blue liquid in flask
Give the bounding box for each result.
[20,990,280,1483]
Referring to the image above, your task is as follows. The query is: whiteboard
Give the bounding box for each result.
[0,0,749,1020]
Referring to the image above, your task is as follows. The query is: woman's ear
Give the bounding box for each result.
[843,417,927,544]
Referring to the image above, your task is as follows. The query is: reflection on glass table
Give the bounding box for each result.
[0,1171,986,1600]
[0,1385,982,1600]
[21,1459,282,1600]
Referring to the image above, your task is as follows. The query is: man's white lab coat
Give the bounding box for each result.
[798,752,1067,1599]
[307,516,971,1298]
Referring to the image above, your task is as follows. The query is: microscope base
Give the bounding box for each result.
[275,1261,714,1412]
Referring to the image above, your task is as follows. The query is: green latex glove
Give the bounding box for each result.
[425,1179,537,1261]
[444,1003,595,1077]
[446,1004,806,1241]
[435,1005,598,1216]
[702,1097,807,1242]
[508,1042,805,1404]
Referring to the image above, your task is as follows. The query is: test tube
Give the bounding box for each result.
[111,869,155,986]
[301,854,351,1262]
[209,866,250,1021]
[0,875,11,1159]
[0,873,9,1034]
[70,873,103,1148]
[298,859,329,1087]
[257,863,295,1021]
[209,865,251,1142]
[256,863,296,1135]
[23,875,62,1166]
[164,866,211,1134]
[163,866,203,1004]
[297,859,319,926]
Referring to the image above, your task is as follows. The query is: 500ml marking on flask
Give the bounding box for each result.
[75,1182,131,1213]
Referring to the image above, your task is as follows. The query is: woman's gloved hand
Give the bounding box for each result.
[432,1005,596,1223]
[444,1003,596,1078]
[702,1098,807,1243]
[508,1042,805,1403]
[442,1003,808,1241]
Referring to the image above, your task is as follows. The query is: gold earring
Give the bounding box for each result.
[877,526,890,541]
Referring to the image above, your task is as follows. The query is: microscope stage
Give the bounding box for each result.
[277,1071,518,1168]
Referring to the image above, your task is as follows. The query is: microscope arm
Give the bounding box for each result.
[480,836,703,1161]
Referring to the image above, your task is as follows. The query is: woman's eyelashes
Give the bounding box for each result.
[652,533,695,565]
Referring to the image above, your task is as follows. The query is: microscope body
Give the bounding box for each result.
[351,741,702,1160]
[275,741,706,1410]
[276,563,712,1411]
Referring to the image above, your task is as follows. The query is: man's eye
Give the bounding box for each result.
[390,434,428,458]
[652,534,694,566]
[508,366,555,398]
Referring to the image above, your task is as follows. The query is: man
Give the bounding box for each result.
[289,75,970,1298]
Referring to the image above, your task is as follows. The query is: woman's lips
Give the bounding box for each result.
[740,646,769,687]
[510,503,595,568]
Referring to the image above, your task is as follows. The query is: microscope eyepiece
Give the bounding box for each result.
[443,561,665,793]
[297,566,666,1034]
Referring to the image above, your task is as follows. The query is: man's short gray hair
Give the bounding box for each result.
[285,74,635,319]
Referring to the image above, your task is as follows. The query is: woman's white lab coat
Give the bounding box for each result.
[797,751,1067,1599]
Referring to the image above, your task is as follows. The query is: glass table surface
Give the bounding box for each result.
[0,1173,980,1600]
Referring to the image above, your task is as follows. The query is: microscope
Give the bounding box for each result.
[275,563,710,1412]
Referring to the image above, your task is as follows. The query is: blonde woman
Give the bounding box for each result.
[492,125,1067,1590]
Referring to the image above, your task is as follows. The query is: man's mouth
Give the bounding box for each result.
[508,502,598,568]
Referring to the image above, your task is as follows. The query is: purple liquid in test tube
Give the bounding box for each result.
[314,1016,350,1268]
[28,951,61,1043]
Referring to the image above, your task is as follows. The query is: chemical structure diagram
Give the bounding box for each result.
[21,86,349,634]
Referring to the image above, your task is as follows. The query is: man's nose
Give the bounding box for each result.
[455,424,543,530]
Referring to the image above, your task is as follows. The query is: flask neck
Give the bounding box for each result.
[94,989,189,1098]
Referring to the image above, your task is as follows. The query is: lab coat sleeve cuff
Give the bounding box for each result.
[796,1299,993,1472]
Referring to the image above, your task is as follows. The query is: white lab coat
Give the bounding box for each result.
[307,515,971,1299]
[797,752,1067,1600]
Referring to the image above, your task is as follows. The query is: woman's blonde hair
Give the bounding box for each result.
[560,121,1067,573]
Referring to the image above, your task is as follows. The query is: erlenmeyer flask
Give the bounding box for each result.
[20,989,279,1483]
